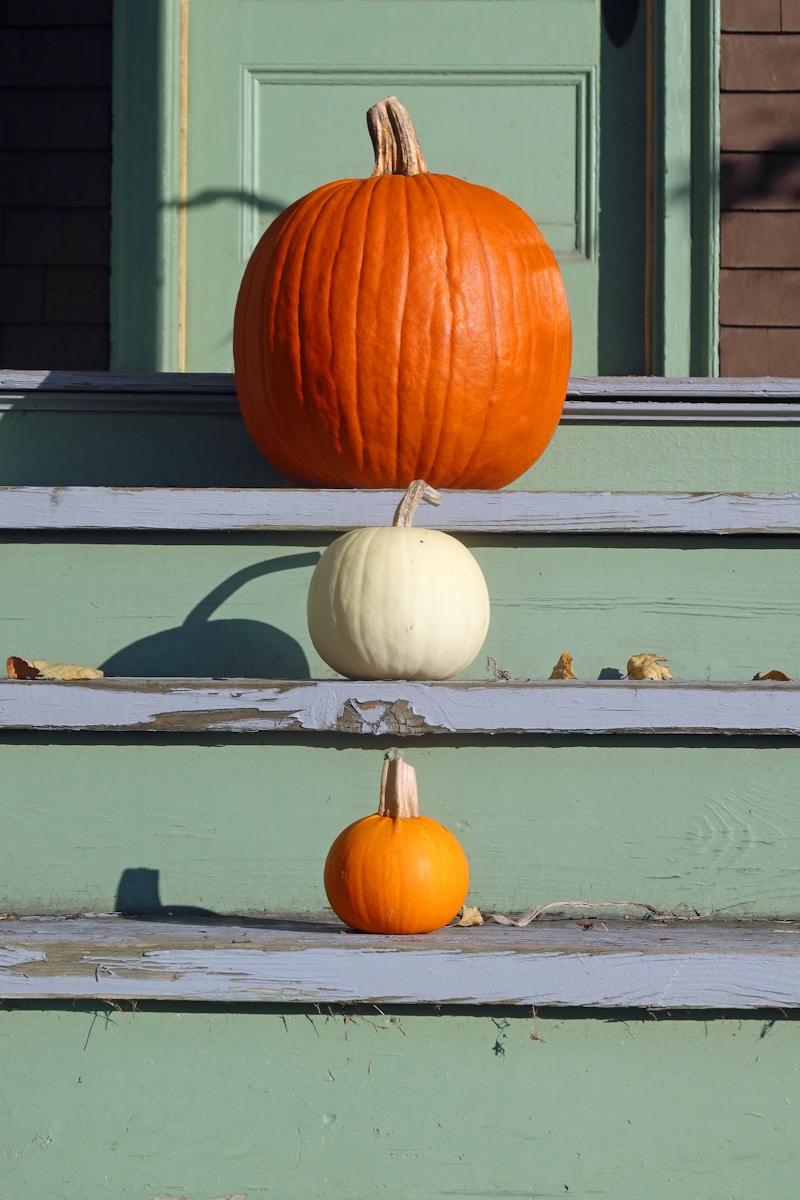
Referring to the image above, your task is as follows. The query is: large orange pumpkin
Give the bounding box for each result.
[324,753,470,935]
[233,96,572,489]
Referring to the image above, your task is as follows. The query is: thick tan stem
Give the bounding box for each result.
[378,753,420,819]
[368,96,429,178]
[392,479,441,528]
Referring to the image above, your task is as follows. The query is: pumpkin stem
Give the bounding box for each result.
[392,479,441,528]
[378,753,420,819]
[368,97,429,178]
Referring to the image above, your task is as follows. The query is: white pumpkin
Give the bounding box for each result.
[307,482,490,680]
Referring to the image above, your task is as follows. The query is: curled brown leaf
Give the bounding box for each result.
[626,653,675,681]
[549,652,576,680]
[456,905,485,927]
[6,656,104,681]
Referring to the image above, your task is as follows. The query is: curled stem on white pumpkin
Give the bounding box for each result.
[378,753,420,819]
[368,96,429,178]
[392,479,441,528]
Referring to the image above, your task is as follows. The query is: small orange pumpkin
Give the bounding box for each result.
[234,96,571,489]
[324,753,470,934]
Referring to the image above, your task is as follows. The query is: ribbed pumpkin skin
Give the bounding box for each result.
[324,812,470,935]
[233,172,572,489]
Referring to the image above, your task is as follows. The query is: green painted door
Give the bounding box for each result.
[113,2,719,376]
[182,0,602,374]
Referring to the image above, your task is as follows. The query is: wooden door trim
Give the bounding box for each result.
[649,0,720,375]
[110,0,183,371]
[109,1,721,376]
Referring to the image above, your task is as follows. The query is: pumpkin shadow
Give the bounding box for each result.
[100,553,318,679]
[115,867,333,931]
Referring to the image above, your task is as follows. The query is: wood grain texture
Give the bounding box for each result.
[1,487,799,533]
[1,411,798,492]
[2,1002,798,1200]
[720,150,800,210]
[2,916,800,1007]
[1,678,799,736]
[2,390,800,491]
[721,92,800,151]
[721,32,800,88]
[720,326,800,375]
[2,370,799,404]
[1,536,798,684]
[721,211,800,267]
[721,0,782,31]
[0,739,798,918]
[720,268,800,326]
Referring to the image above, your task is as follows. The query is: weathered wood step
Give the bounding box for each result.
[2,374,799,490]
[2,914,798,1007]
[1,678,798,735]
[1,486,799,533]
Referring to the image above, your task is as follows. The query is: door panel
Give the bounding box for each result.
[185,0,600,372]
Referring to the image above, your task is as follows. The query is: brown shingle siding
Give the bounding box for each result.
[721,211,800,265]
[5,208,109,265]
[0,151,110,207]
[720,327,772,373]
[4,88,53,148]
[5,0,110,24]
[721,33,800,88]
[722,0,782,30]
[720,326,800,372]
[719,0,800,375]
[51,90,111,150]
[782,0,800,31]
[1,27,111,88]
[720,268,800,325]
[3,321,108,369]
[721,94,800,151]
[720,151,800,208]
[0,2,110,370]
[0,265,45,322]
[44,264,108,323]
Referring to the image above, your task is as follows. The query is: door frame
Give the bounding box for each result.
[648,0,720,375]
[110,0,719,376]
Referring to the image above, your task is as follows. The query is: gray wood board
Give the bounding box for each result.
[1,916,799,1007]
[1,487,799,533]
[1,679,798,735]
[2,371,799,421]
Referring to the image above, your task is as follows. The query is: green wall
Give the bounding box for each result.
[2,1002,797,1200]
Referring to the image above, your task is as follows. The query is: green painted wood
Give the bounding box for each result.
[690,0,721,375]
[0,535,797,682]
[651,1,720,375]
[182,0,600,372]
[5,487,800,535]
[0,735,798,917]
[6,916,800,1007]
[7,916,800,1008]
[1,1001,798,1198]
[651,0,694,375]
[110,3,718,377]
[1,409,799,491]
[598,0,648,374]
[4,679,799,737]
[110,0,181,372]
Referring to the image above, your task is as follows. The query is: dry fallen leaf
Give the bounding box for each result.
[456,905,485,927]
[6,656,104,681]
[549,652,576,680]
[755,669,792,681]
[6,656,40,679]
[626,653,675,681]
